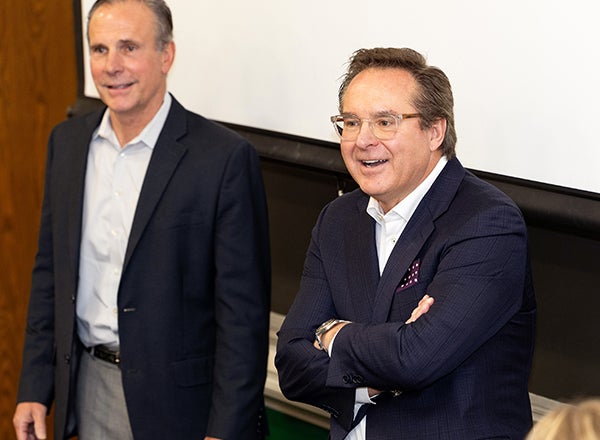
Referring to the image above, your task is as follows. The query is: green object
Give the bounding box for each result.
[266,408,329,439]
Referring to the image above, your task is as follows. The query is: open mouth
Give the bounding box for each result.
[106,82,134,90]
[362,160,388,167]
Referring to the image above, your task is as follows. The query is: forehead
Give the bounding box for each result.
[89,2,156,42]
[342,68,417,113]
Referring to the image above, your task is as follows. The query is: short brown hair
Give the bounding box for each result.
[338,48,457,158]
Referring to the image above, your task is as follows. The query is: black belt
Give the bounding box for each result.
[85,345,120,365]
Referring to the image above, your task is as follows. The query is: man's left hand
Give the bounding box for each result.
[405,294,435,324]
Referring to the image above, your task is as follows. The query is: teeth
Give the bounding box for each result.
[363,160,386,166]
[108,83,131,89]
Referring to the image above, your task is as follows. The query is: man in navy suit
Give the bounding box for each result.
[13,1,270,439]
[276,48,536,439]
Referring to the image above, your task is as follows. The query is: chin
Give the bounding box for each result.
[105,100,135,114]
[358,185,380,198]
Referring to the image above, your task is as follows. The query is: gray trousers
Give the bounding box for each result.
[76,349,134,440]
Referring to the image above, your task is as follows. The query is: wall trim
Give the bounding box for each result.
[226,123,600,240]
[67,96,600,240]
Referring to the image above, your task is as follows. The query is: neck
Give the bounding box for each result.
[109,93,166,147]
[110,116,146,147]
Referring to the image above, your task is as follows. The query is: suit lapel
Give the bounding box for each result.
[371,158,466,322]
[123,98,188,271]
[67,110,105,289]
[344,195,380,320]
[371,208,434,322]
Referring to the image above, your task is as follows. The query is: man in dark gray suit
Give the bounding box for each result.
[276,47,536,439]
[13,1,270,439]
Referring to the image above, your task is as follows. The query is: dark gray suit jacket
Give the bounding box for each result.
[276,158,536,439]
[17,96,271,439]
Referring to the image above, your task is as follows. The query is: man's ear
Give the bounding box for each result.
[161,41,176,75]
[429,118,447,151]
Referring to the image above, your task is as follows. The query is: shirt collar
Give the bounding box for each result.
[367,155,448,223]
[93,92,172,150]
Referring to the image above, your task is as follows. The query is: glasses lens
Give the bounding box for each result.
[333,117,360,140]
[332,118,344,138]
[372,116,398,140]
[331,115,400,141]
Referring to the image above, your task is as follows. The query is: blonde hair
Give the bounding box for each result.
[527,399,600,440]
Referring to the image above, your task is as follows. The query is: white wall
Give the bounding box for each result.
[81,0,600,194]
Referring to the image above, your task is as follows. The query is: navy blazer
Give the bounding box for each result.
[276,158,536,440]
[17,96,271,439]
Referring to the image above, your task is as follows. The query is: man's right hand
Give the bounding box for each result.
[13,402,47,440]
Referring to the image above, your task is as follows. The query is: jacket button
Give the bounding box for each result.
[352,375,363,384]
[343,375,351,384]
[64,354,71,364]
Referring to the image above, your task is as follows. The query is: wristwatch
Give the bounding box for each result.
[315,318,350,351]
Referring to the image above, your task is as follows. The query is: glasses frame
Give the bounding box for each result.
[330,113,421,141]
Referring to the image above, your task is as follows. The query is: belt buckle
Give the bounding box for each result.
[91,345,120,365]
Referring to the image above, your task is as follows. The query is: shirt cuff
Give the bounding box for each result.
[327,327,340,357]
[355,387,377,405]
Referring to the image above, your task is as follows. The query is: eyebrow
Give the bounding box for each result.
[89,39,140,48]
[118,39,140,46]
[89,42,106,51]
[341,110,398,118]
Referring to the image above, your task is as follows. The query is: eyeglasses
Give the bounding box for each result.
[330,113,421,141]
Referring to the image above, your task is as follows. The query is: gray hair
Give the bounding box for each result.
[87,0,173,50]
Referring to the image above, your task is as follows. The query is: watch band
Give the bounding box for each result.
[315,318,350,351]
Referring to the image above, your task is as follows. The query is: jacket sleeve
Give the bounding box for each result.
[275,204,356,431]
[206,141,272,439]
[16,130,57,408]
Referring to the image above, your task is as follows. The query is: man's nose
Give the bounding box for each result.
[104,51,123,74]
[355,120,377,147]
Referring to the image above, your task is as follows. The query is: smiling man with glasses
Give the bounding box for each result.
[276,47,536,440]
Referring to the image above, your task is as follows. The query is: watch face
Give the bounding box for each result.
[316,319,336,335]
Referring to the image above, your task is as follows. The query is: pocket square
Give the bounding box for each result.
[396,259,420,292]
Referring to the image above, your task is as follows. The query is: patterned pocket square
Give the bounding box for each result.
[396,259,420,292]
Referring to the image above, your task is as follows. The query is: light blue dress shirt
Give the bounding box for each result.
[76,93,172,350]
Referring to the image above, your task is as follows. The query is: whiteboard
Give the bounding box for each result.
[80,0,600,194]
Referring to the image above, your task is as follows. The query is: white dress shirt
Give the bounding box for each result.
[336,156,448,440]
[76,93,172,350]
